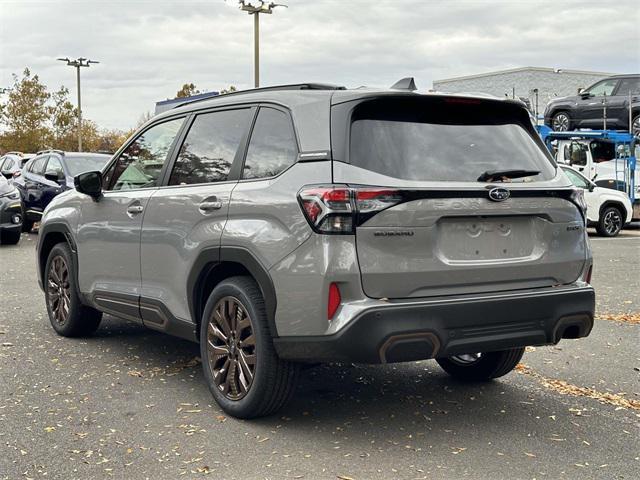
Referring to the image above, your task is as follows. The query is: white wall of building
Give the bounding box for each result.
[433,67,616,116]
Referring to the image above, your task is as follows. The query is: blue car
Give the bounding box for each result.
[14,150,111,232]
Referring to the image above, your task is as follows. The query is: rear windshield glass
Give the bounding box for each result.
[349,98,555,182]
[65,155,110,176]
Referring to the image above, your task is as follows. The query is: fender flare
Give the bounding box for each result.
[37,222,82,299]
[187,246,279,338]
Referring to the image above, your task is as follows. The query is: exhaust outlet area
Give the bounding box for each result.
[378,332,441,364]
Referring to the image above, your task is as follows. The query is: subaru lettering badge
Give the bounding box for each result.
[488,187,510,202]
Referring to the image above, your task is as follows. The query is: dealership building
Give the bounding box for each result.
[432,66,616,116]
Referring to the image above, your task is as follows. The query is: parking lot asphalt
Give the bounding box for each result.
[1,231,638,480]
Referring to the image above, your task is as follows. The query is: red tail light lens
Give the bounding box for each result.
[298,185,402,234]
[328,282,341,320]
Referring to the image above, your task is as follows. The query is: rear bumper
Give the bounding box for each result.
[274,285,595,364]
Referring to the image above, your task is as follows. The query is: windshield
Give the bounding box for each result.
[65,155,110,176]
[349,98,555,182]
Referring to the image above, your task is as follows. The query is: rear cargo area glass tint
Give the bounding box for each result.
[349,97,555,182]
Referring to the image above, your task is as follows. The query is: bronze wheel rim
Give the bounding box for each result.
[47,255,71,326]
[206,296,256,401]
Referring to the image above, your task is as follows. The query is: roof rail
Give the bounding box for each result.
[5,151,24,156]
[35,149,65,156]
[173,83,346,110]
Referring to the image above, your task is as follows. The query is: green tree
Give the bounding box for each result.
[176,83,200,98]
[220,85,237,95]
[48,85,77,145]
[0,68,51,152]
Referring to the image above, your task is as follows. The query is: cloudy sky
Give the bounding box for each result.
[1,0,638,130]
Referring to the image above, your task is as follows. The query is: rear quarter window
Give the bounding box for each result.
[348,97,555,182]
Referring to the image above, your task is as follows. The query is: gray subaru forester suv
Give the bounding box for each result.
[36,83,595,418]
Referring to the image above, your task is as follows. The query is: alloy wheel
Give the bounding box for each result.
[553,113,570,131]
[632,116,640,136]
[47,255,71,325]
[206,296,257,401]
[603,209,622,236]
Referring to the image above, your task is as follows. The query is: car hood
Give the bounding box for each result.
[547,95,575,105]
[593,186,632,204]
[0,176,13,195]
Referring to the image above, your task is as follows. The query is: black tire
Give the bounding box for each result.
[44,242,102,337]
[200,276,299,419]
[596,205,623,237]
[436,347,525,381]
[632,114,640,136]
[551,111,571,131]
[22,219,34,233]
[1,229,21,245]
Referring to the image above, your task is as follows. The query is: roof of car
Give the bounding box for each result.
[148,82,530,153]
[33,151,111,159]
[158,84,521,118]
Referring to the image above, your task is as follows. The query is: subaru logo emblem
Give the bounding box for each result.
[488,187,510,202]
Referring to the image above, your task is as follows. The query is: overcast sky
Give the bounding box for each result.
[1,0,638,130]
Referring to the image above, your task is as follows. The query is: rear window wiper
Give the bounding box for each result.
[477,169,540,182]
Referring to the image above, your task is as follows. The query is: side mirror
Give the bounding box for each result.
[44,170,64,183]
[588,183,595,192]
[577,87,585,94]
[74,171,103,199]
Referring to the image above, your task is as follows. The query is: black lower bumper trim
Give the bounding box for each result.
[274,287,595,364]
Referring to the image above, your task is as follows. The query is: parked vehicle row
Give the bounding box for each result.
[0,151,34,179]
[0,174,23,245]
[36,81,595,418]
[13,150,110,232]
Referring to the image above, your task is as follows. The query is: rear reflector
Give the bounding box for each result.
[328,283,341,320]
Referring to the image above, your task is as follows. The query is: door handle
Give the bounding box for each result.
[127,205,144,214]
[199,200,223,212]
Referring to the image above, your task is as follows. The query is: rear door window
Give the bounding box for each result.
[615,78,640,96]
[29,156,48,175]
[349,98,555,182]
[242,108,297,179]
[169,109,250,185]
[45,156,64,176]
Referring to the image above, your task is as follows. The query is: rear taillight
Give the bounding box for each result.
[13,171,21,178]
[298,185,402,234]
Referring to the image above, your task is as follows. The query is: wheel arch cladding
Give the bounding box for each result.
[38,223,76,291]
[600,201,626,221]
[188,246,278,339]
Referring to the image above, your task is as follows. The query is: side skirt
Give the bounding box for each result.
[90,290,198,343]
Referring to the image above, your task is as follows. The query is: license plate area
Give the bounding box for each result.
[438,216,536,263]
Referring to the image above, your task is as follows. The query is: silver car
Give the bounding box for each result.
[36,83,595,418]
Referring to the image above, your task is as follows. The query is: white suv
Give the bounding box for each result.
[561,165,632,236]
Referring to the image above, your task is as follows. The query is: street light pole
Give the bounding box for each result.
[254,11,260,88]
[238,1,287,88]
[57,57,99,152]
